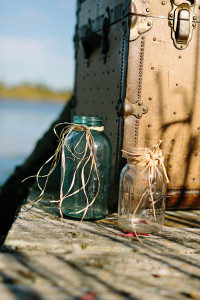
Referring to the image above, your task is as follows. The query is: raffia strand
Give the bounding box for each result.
[22,122,103,224]
[121,140,169,241]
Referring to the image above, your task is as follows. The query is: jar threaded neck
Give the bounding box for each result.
[73,116,103,127]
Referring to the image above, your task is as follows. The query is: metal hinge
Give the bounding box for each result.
[123,98,148,119]
[169,0,197,49]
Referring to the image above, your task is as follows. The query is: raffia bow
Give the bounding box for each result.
[122,140,169,220]
[23,122,104,223]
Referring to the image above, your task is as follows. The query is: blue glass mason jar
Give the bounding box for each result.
[61,116,112,220]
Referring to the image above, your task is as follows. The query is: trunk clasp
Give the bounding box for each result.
[169,1,196,49]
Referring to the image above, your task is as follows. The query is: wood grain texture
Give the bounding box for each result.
[1,187,200,300]
[0,100,72,244]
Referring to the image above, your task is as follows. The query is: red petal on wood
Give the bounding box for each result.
[80,291,96,300]
[115,231,149,237]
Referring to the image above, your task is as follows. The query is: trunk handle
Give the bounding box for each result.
[81,7,110,67]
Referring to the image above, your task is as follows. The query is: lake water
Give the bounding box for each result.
[0,98,65,186]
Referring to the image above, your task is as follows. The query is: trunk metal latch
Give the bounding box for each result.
[169,1,196,49]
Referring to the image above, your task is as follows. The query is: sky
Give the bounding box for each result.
[0,0,76,90]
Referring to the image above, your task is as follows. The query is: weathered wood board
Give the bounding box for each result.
[0,188,200,300]
[0,100,72,242]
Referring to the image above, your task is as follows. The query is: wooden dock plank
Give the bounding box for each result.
[1,189,200,300]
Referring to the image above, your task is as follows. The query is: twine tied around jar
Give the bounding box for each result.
[121,140,169,220]
[23,122,104,223]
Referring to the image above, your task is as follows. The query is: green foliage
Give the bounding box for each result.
[0,82,72,102]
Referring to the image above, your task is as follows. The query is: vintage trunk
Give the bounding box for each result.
[74,0,200,210]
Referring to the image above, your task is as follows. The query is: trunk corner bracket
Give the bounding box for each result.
[129,0,152,41]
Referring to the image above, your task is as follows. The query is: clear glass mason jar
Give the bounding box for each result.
[118,153,167,233]
[61,116,112,220]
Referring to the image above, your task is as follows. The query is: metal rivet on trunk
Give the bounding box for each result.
[143,107,148,112]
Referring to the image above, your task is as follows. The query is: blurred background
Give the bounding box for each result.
[0,0,76,186]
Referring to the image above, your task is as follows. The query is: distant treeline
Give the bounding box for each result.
[0,82,72,102]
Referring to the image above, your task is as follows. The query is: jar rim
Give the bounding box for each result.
[73,116,103,126]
